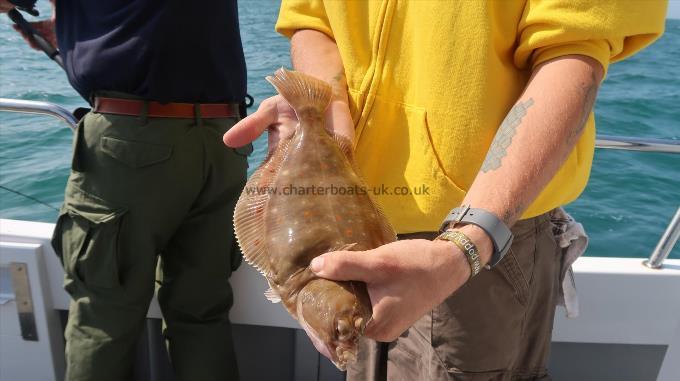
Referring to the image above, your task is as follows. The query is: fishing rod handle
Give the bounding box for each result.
[7,8,64,69]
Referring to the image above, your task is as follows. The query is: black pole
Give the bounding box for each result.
[7,8,64,70]
[6,9,92,117]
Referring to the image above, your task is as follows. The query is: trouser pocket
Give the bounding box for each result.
[52,182,127,289]
[70,115,86,172]
[430,221,539,375]
[101,135,173,168]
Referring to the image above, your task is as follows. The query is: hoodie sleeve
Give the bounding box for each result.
[275,0,333,40]
[514,0,668,73]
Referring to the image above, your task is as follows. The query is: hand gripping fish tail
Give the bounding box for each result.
[233,68,396,370]
[266,67,332,116]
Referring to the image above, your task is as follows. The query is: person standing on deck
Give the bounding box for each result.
[1,1,250,380]
[224,1,667,379]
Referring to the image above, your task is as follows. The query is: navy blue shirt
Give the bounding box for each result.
[55,0,246,104]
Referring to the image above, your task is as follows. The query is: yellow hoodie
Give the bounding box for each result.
[276,0,667,233]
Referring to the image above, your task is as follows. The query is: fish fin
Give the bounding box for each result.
[330,133,395,243]
[297,294,337,365]
[333,133,355,163]
[360,186,398,244]
[264,287,281,303]
[328,242,358,253]
[372,201,398,243]
[266,68,332,114]
[233,136,294,277]
[233,169,270,276]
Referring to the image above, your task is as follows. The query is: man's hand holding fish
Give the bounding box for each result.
[308,235,490,342]
[224,25,607,375]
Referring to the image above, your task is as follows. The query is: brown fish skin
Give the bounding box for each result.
[296,278,371,366]
[233,68,395,370]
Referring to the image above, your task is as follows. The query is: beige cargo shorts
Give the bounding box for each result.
[347,212,560,381]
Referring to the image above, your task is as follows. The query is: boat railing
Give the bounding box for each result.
[594,136,680,268]
[1,98,678,268]
[0,98,77,130]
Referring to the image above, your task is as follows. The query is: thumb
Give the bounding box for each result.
[310,251,375,283]
[223,98,278,147]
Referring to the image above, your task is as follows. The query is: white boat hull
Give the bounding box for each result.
[1,218,678,380]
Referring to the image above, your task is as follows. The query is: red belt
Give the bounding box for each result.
[93,97,240,119]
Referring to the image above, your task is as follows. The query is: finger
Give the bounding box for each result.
[223,98,278,147]
[28,21,57,47]
[310,250,375,283]
[30,22,47,38]
[363,297,403,342]
[12,24,40,51]
[364,319,388,342]
[363,301,385,339]
[365,321,401,343]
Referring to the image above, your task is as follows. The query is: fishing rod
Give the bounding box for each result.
[6,4,256,117]
[1,5,76,212]
[7,7,64,70]
[6,6,93,119]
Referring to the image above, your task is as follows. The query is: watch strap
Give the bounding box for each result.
[435,230,482,279]
[440,205,513,267]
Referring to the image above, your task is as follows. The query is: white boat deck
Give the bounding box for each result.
[1,218,679,380]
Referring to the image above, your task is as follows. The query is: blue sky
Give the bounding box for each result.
[669,1,680,19]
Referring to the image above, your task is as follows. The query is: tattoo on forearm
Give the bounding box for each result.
[502,202,525,226]
[568,71,599,145]
[330,70,347,101]
[332,71,345,83]
[480,98,535,173]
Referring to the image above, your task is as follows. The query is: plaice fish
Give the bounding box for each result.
[233,68,396,370]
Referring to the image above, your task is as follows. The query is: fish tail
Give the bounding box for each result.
[266,68,332,114]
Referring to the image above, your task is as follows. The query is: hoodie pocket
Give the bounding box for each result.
[52,183,127,289]
[353,98,467,231]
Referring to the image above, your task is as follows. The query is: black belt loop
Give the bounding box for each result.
[140,100,148,125]
[241,93,254,119]
[194,103,203,126]
[72,107,91,122]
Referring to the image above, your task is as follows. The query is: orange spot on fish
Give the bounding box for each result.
[345,228,353,237]
[303,211,312,217]
[335,215,342,222]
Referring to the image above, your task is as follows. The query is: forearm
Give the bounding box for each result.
[460,55,603,265]
[290,29,354,140]
[291,29,346,100]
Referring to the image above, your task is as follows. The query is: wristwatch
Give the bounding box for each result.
[439,205,513,268]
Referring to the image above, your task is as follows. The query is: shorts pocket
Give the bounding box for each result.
[101,135,172,168]
[431,256,531,373]
[52,183,127,289]
[497,226,538,306]
[497,249,532,306]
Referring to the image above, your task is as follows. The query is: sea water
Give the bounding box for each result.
[0,2,678,259]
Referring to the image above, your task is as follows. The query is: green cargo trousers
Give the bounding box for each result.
[51,108,250,381]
